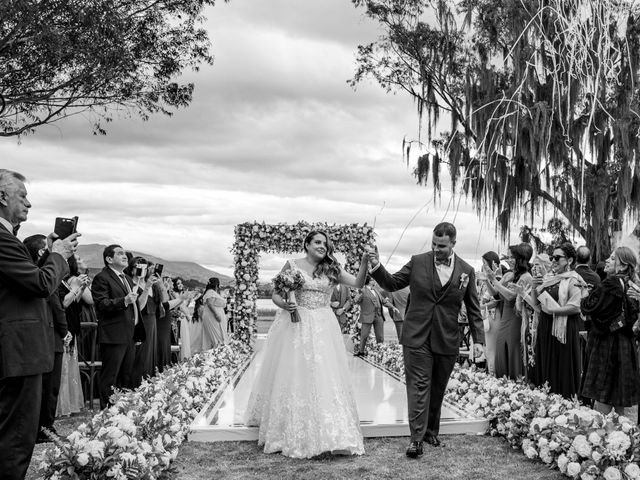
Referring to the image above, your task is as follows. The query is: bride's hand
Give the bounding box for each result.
[283,301,297,312]
[365,245,379,268]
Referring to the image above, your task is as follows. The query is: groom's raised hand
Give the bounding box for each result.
[365,245,380,268]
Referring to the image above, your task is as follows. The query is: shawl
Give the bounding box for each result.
[581,275,638,336]
[536,270,587,343]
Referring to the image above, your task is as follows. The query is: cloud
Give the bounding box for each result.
[1,0,507,282]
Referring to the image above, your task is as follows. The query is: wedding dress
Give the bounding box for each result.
[244,261,364,458]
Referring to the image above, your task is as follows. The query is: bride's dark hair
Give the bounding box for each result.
[303,230,341,284]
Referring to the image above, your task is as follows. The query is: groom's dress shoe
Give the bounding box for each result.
[405,441,424,458]
[424,434,444,447]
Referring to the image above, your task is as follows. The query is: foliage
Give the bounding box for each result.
[231,221,375,344]
[351,0,640,261]
[40,341,251,479]
[0,0,225,136]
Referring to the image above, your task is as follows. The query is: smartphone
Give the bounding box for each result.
[54,216,78,240]
[155,263,164,277]
[133,264,147,277]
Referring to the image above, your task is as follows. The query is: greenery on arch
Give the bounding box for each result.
[231,221,375,344]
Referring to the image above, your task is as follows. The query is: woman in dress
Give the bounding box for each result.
[478,251,502,375]
[199,277,229,349]
[125,258,160,386]
[531,242,587,398]
[580,247,640,414]
[486,243,533,380]
[58,255,92,415]
[156,277,187,372]
[245,230,368,458]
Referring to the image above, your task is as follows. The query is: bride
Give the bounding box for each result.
[244,230,368,458]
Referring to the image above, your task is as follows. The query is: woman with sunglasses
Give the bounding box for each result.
[531,242,587,398]
[580,246,640,415]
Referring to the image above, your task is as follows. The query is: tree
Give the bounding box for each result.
[0,0,226,136]
[351,0,640,262]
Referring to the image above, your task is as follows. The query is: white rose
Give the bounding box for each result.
[548,440,560,451]
[581,473,596,480]
[557,454,569,473]
[555,414,568,426]
[523,447,538,459]
[587,432,602,446]
[76,452,90,466]
[591,451,602,463]
[625,463,640,479]
[567,462,581,478]
[603,466,622,480]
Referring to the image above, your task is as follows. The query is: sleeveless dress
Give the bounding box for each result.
[244,261,364,458]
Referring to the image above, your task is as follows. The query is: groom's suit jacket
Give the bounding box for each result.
[372,251,484,355]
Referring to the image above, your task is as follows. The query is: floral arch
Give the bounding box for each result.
[231,221,375,345]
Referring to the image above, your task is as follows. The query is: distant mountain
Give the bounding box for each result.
[76,244,233,286]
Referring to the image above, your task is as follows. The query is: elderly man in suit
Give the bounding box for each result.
[354,276,385,356]
[92,244,145,409]
[0,169,79,480]
[368,222,484,458]
[330,283,352,332]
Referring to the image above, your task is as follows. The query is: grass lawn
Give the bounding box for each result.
[172,435,565,480]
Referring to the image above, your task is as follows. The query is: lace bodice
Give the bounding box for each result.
[290,261,333,310]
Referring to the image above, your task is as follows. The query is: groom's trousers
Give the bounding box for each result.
[403,342,457,442]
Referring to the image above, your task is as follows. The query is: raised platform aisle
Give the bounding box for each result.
[189,335,488,442]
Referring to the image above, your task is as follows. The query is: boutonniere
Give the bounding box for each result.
[459,272,469,290]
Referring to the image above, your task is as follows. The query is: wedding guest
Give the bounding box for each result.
[382,287,409,340]
[23,234,68,443]
[574,246,601,291]
[92,245,145,408]
[531,242,587,398]
[486,244,532,380]
[368,222,484,457]
[331,282,352,332]
[58,255,94,414]
[478,251,502,375]
[0,169,78,479]
[354,276,385,356]
[225,287,236,333]
[156,276,186,372]
[173,278,194,360]
[515,253,552,381]
[199,277,229,350]
[190,287,205,355]
[580,247,639,415]
[126,258,160,386]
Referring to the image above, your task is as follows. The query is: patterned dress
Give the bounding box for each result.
[244,261,364,458]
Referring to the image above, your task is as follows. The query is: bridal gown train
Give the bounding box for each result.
[244,261,364,458]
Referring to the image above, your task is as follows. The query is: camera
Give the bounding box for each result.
[155,263,164,277]
[54,216,78,240]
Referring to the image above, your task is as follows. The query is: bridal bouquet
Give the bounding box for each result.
[273,270,305,323]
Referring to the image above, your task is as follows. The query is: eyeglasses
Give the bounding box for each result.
[550,255,566,262]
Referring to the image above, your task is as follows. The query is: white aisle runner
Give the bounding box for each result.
[189,336,487,442]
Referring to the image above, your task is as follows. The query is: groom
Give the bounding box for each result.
[367,222,484,458]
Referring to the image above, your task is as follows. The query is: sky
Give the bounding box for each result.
[1,0,512,279]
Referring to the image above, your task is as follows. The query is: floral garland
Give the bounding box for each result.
[40,341,252,479]
[231,221,375,344]
[364,342,640,480]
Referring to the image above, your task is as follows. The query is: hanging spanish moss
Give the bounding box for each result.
[352,0,640,261]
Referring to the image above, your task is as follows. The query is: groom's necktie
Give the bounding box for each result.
[12,224,20,236]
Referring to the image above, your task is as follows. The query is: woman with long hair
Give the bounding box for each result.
[532,242,587,398]
[125,258,160,386]
[580,246,640,414]
[485,243,533,380]
[198,277,229,349]
[245,230,368,458]
[478,251,502,375]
